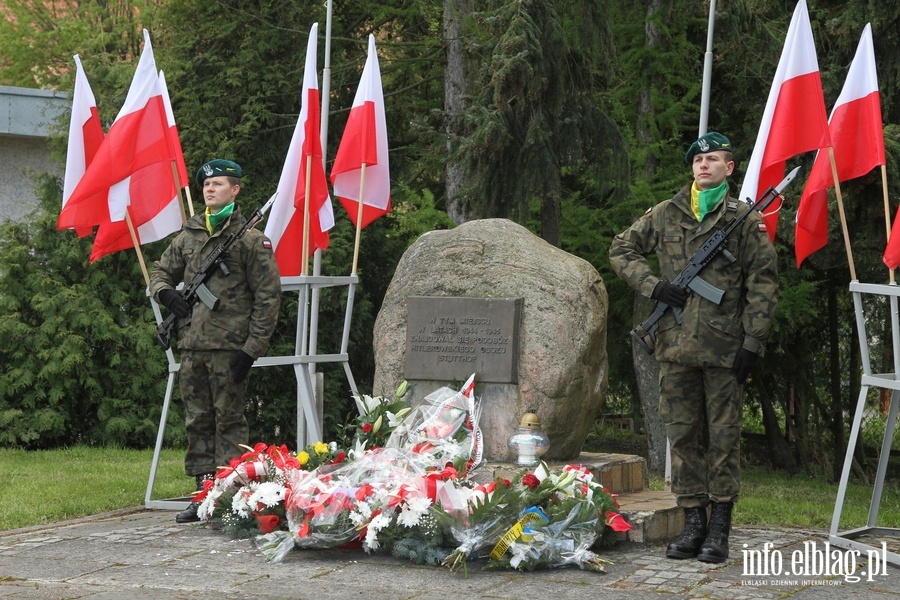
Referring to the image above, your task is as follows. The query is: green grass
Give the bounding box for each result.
[649,466,900,531]
[0,446,192,531]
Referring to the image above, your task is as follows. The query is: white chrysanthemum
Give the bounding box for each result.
[250,481,287,508]
[363,526,381,551]
[397,496,432,528]
[197,491,218,521]
[231,488,253,518]
[349,500,373,527]
[369,512,392,533]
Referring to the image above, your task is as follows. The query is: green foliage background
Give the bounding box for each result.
[1,1,899,476]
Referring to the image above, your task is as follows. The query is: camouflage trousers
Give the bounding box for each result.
[179,350,250,476]
[658,361,744,508]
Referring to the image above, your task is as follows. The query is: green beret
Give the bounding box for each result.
[685,132,733,165]
[196,159,243,187]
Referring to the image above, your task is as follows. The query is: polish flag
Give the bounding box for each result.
[796,24,884,267]
[737,0,831,241]
[60,55,105,238]
[58,29,175,232]
[265,22,333,276]
[86,69,185,262]
[159,70,190,191]
[330,34,391,229]
[884,208,900,270]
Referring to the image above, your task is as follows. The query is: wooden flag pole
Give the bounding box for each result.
[184,185,195,217]
[171,161,188,225]
[124,209,151,287]
[882,164,894,284]
[301,154,313,275]
[828,147,857,281]
[351,163,367,275]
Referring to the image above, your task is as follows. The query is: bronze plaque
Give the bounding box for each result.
[404,296,522,383]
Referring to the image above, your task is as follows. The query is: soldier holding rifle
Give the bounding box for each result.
[609,133,779,563]
[150,159,282,523]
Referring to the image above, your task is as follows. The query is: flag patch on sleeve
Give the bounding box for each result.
[758,223,767,232]
[262,240,272,249]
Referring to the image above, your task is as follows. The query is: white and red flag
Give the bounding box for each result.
[58,30,178,241]
[330,34,391,229]
[796,24,884,267]
[88,70,187,262]
[265,22,334,276]
[61,54,105,238]
[737,0,831,241]
[159,70,190,191]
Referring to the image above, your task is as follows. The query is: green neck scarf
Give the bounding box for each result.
[691,182,728,222]
[205,202,235,234]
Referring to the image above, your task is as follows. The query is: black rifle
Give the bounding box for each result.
[630,166,799,355]
[155,192,278,350]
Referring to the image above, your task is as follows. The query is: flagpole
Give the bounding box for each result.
[309,2,333,367]
[301,154,313,275]
[184,186,195,217]
[124,210,151,287]
[351,164,367,275]
[882,165,895,283]
[698,0,716,136]
[170,162,187,225]
[828,148,856,280]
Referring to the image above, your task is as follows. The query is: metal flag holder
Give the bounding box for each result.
[829,281,900,565]
[143,274,360,510]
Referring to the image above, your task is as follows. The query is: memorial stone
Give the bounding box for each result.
[373,218,608,462]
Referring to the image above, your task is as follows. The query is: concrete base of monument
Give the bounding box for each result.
[471,451,682,544]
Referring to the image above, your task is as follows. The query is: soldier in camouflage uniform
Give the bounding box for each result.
[609,133,778,563]
[150,159,282,523]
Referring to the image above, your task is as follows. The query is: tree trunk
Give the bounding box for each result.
[632,294,666,472]
[541,188,562,247]
[637,0,663,178]
[444,0,474,224]
[755,380,798,472]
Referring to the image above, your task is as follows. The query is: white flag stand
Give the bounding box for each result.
[829,281,900,566]
[143,274,360,510]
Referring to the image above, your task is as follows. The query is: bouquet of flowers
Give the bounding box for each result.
[434,463,632,576]
[485,465,631,572]
[347,381,412,457]
[194,443,298,537]
[257,447,446,562]
[198,441,352,538]
[386,373,483,475]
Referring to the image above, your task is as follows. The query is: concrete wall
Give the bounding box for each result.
[0,86,69,225]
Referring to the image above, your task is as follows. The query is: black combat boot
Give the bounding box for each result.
[697,501,733,563]
[666,506,708,559]
[175,473,214,524]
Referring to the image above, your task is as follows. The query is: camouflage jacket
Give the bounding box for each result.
[608,186,778,368]
[149,206,282,359]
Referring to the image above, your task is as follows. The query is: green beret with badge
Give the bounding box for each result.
[196,159,243,187]
[684,132,733,165]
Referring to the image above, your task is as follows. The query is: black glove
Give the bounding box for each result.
[159,288,191,319]
[651,280,688,309]
[732,348,757,384]
[230,350,255,383]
